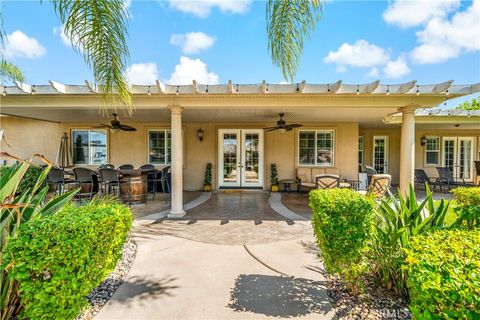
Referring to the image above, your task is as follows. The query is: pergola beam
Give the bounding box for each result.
[156,80,166,94]
[15,81,32,94]
[49,80,66,94]
[85,80,99,93]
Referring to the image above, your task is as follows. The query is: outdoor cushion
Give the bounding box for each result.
[311,168,324,180]
[325,168,340,175]
[297,168,313,183]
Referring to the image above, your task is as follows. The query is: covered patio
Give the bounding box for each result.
[1,80,479,218]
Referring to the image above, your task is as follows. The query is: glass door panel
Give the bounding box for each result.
[373,136,389,174]
[219,130,241,187]
[443,137,474,182]
[241,130,263,187]
[443,138,456,174]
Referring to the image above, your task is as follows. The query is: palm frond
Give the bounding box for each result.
[266,0,322,82]
[0,60,25,84]
[51,0,133,114]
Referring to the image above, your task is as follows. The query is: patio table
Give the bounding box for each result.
[118,169,153,204]
[279,179,296,192]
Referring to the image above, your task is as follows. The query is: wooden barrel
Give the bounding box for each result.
[120,175,147,204]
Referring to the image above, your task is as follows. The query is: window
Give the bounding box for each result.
[72,130,107,165]
[425,137,440,165]
[358,136,364,165]
[148,130,171,164]
[298,130,334,166]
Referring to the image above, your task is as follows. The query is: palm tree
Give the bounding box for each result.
[1,0,322,113]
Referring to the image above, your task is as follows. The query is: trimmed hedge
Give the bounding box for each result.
[3,201,132,320]
[452,187,480,228]
[310,188,374,292]
[405,229,480,319]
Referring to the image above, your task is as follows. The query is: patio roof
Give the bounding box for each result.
[2,79,479,97]
[383,108,480,128]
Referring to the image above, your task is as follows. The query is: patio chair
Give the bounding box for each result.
[46,167,75,195]
[73,167,96,201]
[118,164,134,170]
[315,174,340,189]
[365,165,377,186]
[98,164,115,170]
[139,164,158,200]
[436,167,473,191]
[414,169,441,191]
[157,166,171,204]
[98,168,120,197]
[358,174,391,199]
[475,161,480,185]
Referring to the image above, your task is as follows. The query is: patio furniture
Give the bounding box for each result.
[475,161,480,185]
[98,164,115,169]
[73,167,97,201]
[358,174,391,199]
[345,179,360,191]
[46,167,75,195]
[315,174,340,189]
[119,169,148,205]
[278,179,296,192]
[98,168,120,196]
[139,164,159,200]
[365,165,377,186]
[414,169,441,191]
[157,166,171,204]
[436,167,473,191]
[296,167,340,192]
[118,164,134,170]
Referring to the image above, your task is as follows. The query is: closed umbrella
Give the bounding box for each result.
[56,132,73,168]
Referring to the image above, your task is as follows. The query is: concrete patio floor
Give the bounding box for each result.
[96,191,336,320]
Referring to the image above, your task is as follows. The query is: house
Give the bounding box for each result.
[1,80,479,217]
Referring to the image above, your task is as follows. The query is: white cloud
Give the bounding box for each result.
[125,63,159,84]
[5,30,46,59]
[383,0,460,28]
[53,25,73,47]
[167,56,219,84]
[411,0,480,63]
[323,40,390,71]
[168,0,251,18]
[170,32,216,54]
[383,56,411,78]
[367,67,379,78]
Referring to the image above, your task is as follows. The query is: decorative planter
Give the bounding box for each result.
[204,184,212,192]
[271,185,279,192]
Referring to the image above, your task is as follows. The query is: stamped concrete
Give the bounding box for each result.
[96,192,335,320]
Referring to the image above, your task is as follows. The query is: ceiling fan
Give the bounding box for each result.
[264,113,303,132]
[97,113,136,132]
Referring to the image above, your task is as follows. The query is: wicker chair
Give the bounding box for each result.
[73,167,96,201]
[118,164,134,170]
[98,164,115,170]
[98,168,120,196]
[365,165,377,186]
[157,166,171,204]
[139,164,158,200]
[46,167,75,195]
[315,174,340,189]
[358,174,391,199]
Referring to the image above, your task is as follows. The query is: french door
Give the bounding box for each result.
[443,137,474,182]
[218,129,264,188]
[373,136,389,174]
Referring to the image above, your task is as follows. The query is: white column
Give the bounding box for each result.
[399,107,416,195]
[168,105,185,218]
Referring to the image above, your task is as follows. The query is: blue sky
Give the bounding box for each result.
[2,0,479,108]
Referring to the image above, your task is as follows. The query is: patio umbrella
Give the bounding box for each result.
[56,132,73,168]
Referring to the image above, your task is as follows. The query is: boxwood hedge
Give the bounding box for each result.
[3,201,132,320]
[452,187,480,228]
[405,229,480,319]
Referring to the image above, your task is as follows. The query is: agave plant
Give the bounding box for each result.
[369,184,451,294]
[0,153,78,320]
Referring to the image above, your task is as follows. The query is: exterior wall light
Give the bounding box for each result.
[420,136,427,146]
[197,128,204,141]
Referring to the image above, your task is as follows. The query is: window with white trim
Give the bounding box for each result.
[298,130,335,166]
[148,130,171,164]
[358,136,364,165]
[72,129,107,165]
[425,137,440,165]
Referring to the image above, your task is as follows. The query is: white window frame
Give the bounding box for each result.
[424,136,440,166]
[297,129,335,167]
[358,136,364,166]
[147,129,171,165]
[71,129,108,165]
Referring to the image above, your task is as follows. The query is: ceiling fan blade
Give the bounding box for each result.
[266,128,278,132]
[119,124,137,132]
[263,126,277,130]
[95,124,112,128]
[286,124,303,129]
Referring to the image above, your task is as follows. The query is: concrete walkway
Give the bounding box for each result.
[96,192,335,320]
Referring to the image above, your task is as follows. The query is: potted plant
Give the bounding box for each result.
[204,163,212,192]
[271,163,279,192]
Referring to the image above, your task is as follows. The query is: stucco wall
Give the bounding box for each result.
[0,116,61,165]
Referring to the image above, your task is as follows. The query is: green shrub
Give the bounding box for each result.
[452,187,480,228]
[0,164,43,194]
[3,200,132,320]
[405,229,480,319]
[309,188,374,293]
[370,184,451,294]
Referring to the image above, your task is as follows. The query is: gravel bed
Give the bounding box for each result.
[326,274,411,320]
[77,236,137,320]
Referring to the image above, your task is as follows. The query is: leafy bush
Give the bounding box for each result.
[1,156,78,320]
[204,163,212,185]
[3,199,132,320]
[0,164,43,194]
[310,188,374,293]
[452,187,480,228]
[270,163,278,186]
[405,229,480,319]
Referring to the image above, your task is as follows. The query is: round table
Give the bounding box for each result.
[279,179,296,192]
